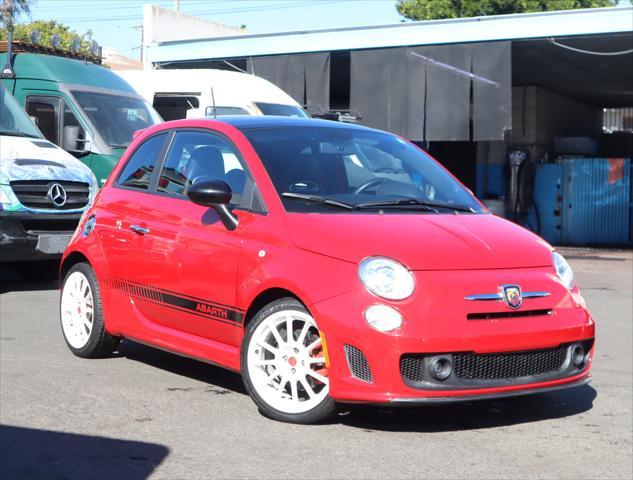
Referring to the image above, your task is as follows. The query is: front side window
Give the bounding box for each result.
[157,131,250,207]
[72,90,162,148]
[25,96,85,149]
[117,133,167,190]
[242,126,484,214]
[1,85,42,139]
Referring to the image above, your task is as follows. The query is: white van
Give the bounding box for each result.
[114,69,308,121]
[0,82,97,266]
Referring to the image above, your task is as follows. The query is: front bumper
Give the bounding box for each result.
[387,375,591,405]
[311,267,595,404]
[0,212,80,262]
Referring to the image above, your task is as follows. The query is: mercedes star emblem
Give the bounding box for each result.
[48,183,68,207]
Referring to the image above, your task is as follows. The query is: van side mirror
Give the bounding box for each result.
[62,125,86,152]
[187,180,238,231]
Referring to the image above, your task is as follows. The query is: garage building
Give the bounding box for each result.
[146,6,633,245]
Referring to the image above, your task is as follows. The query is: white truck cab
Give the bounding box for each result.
[0,83,97,264]
[115,69,308,121]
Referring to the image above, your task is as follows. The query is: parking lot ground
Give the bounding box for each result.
[1,249,632,480]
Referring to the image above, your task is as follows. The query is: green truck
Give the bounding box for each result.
[1,46,162,185]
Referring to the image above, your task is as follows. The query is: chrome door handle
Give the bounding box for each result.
[130,225,150,235]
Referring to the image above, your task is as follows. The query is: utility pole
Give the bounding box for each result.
[132,25,144,63]
[174,0,179,12]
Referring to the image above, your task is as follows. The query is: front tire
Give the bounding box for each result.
[60,262,119,358]
[241,298,335,424]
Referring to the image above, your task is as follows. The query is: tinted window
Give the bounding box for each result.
[26,99,59,144]
[157,131,249,204]
[117,133,167,190]
[254,102,308,117]
[206,106,250,116]
[153,95,199,121]
[242,126,483,214]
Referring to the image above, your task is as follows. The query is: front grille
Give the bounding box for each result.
[401,344,577,386]
[20,218,79,233]
[467,309,553,320]
[453,346,568,380]
[10,180,90,210]
[401,356,427,383]
[344,344,373,383]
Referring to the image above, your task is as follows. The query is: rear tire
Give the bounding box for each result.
[241,297,335,424]
[60,262,119,358]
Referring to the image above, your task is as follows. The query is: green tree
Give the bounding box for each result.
[1,20,97,56]
[396,0,618,21]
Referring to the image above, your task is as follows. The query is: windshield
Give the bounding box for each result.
[72,90,162,148]
[242,126,484,214]
[254,102,308,118]
[0,84,42,138]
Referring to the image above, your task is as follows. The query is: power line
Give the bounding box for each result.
[38,0,334,23]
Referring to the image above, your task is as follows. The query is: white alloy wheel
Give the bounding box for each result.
[61,271,95,349]
[246,309,329,415]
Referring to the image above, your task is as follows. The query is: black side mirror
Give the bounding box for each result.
[187,180,238,231]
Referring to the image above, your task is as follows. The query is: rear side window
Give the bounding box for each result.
[117,133,167,190]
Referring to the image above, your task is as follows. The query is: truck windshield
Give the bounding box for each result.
[0,84,42,139]
[72,90,162,148]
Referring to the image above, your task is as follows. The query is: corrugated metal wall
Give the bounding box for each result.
[561,158,631,244]
[530,158,631,245]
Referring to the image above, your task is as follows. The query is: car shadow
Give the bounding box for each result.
[116,339,248,395]
[338,384,597,432]
[0,424,169,479]
[0,262,59,294]
[114,340,594,431]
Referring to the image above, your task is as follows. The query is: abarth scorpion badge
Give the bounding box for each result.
[502,285,523,309]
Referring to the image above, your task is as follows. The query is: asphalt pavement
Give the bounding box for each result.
[0,248,631,479]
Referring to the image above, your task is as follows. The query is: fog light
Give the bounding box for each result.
[429,356,452,381]
[572,345,585,368]
[364,305,403,333]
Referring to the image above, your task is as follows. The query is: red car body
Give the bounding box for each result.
[61,117,594,408]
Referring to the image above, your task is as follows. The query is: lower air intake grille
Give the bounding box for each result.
[453,346,568,380]
[344,344,373,383]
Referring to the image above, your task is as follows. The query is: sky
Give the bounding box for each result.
[26,0,404,59]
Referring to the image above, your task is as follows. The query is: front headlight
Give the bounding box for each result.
[88,172,99,204]
[359,256,415,300]
[553,251,574,289]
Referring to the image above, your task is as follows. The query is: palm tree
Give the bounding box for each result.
[1,0,32,78]
[1,0,32,28]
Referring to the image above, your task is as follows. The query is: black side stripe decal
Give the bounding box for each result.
[103,275,244,325]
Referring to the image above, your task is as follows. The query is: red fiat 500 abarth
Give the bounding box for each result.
[59,117,594,423]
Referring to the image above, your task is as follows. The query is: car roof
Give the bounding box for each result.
[211,115,378,132]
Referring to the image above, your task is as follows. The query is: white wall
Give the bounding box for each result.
[142,4,246,68]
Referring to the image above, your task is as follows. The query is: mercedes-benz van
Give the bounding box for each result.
[1,82,97,267]
[1,47,162,186]
[115,69,307,121]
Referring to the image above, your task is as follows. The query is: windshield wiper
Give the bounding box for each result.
[109,143,129,149]
[356,198,476,213]
[0,130,40,138]
[281,192,355,210]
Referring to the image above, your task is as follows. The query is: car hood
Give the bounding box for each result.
[285,213,553,270]
[0,135,94,184]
